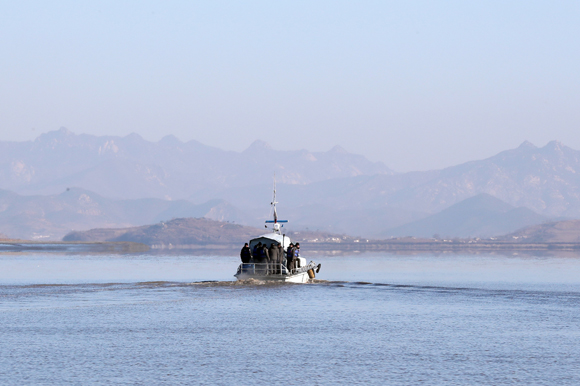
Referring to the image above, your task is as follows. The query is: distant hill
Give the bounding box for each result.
[383,193,548,238]
[62,217,359,247]
[63,217,263,246]
[0,232,17,241]
[502,220,580,243]
[0,188,247,240]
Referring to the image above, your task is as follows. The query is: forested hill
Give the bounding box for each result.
[63,217,263,247]
[63,217,356,248]
[502,220,580,243]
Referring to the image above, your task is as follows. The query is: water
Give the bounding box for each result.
[2,252,580,385]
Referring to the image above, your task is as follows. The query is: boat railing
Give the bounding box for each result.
[236,263,293,276]
[235,261,317,276]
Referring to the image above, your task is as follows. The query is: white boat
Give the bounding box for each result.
[234,180,321,283]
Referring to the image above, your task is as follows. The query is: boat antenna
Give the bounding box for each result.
[265,174,288,233]
[272,176,278,224]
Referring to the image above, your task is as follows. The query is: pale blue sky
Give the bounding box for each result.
[0,1,579,171]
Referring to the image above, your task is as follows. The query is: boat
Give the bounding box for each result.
[234,180,321,283]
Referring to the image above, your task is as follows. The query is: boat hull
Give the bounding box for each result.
[234,271,310,283]
[234,261,317,284]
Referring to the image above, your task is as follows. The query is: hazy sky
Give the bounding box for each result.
[1,1,579,171]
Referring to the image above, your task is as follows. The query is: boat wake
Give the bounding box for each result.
[3,280,579,301]
[189,278,329,287]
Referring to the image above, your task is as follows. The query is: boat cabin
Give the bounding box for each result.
[248,233,306,268]
[249,233,291,252]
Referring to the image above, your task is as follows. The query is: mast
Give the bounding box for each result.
[271,177,278,223]
[265,175,287,233]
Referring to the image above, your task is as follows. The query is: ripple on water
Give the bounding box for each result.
[3,252,580,385]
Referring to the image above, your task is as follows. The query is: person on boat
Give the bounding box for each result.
[268,243,278,274]
[290,243,301,271]
[286,243,295,273]
[259,243,270,274]
[254,243,262,261]
[271,242,283,274]
[261,243,270,261]
[253,242,262,258]
[240,243,252,264]
[277,243,284,272]
[280,243,286,273]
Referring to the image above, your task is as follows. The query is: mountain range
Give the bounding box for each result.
[0,127,391,200]
[186,140,580,235]
[1,129,580,239]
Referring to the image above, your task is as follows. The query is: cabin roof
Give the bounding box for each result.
[249,233,292,250]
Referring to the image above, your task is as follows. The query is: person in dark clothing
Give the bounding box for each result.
[250,242,262,274]
[286,243,295,273]
[253,242,262,259]
[240,243,252,264]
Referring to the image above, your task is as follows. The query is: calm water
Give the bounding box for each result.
[1,252,580,385]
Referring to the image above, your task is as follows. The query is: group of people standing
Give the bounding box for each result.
[240,241,300,274]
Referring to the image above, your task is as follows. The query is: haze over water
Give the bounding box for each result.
[2,252,580,384]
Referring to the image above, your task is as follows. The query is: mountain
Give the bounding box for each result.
[0,128,393,199]
[501,220,580,243]
[282,140,580,218]
[383,194,549,238]
[0,188,247,240]
[197,140,580,235]
[379,140,580,217]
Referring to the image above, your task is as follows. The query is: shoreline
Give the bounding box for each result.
[0,241,150,253]
[299,240,580,252]
[3,240,580,255]
[148,240,580,255]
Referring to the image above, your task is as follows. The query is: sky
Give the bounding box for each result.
[0,0,579,172]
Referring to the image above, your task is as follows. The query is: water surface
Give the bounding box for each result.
[1,252,579,385]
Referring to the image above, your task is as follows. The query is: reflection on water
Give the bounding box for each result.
[2,252,580,385]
